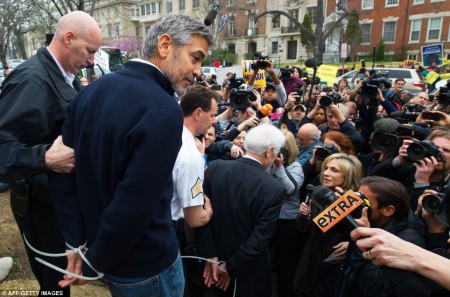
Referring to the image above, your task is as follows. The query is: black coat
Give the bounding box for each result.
[336,210,430,297]
[195,157,286,297]
[0,48,80,199]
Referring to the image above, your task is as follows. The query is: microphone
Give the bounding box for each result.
[204,1,220,26]
[256,104,273,119]
[311,185,361,232]
[304,58,322,69]
[304,184,315,204]
[373,118,400,133]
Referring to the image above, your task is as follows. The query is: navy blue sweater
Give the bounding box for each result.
[50,61,183,278]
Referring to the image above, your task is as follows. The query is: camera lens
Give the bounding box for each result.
[422,194,444,214]
[407,142,426,162]
[320,96,333,108]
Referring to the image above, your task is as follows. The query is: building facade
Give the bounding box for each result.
[348,0,450,62]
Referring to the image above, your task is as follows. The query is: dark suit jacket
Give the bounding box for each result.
[196,157,286,296]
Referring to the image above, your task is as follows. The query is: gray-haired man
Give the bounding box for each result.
[51,14,213,296]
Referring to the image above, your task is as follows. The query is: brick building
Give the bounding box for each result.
[348,0,450,62]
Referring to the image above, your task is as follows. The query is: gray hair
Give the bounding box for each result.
[310,130,322,140]
[244,124,285,156]
[143,14,214,58]
[338,104,349,119]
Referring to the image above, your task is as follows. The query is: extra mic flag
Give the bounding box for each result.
[313,190,365,233]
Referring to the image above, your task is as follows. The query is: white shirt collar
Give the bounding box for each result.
[47,47,75,87]
[243,154,262,165]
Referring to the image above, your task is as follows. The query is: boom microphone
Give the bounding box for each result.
[256,104,273,119]
[204,1,220,26]
[304,58,322,69]
[373,118,400,133]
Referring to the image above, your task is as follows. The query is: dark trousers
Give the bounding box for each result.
[173,219,203,297]
[204,261,272,297]
[11,194,69,295]
[273,219,303,297]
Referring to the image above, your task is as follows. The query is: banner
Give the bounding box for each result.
[421,44,444,67]
[242,60,266,89]
[403,60,416,69]
[316,65,339,87]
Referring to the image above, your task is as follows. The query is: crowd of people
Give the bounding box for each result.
[0,11,449,297]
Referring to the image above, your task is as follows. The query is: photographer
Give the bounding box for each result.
[301,94,364,148]
[247,59,287,110]
[201,126,244,163]
[337,176,429,297]
[283,91,307,135]
[281,66,305,96]
[384,78,406,110]
[369,129,449,210]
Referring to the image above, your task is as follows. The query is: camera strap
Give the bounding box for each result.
[284,168,298,198]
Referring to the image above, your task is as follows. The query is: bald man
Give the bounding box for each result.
[0,11,102,293]
[297,123,322,166]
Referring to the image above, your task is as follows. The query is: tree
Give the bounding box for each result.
[253,0,357,61]
[375,39,385,62]
[300,14,314,57]
[343,13,361,54]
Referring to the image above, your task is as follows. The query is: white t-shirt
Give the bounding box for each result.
[171,126,205,221]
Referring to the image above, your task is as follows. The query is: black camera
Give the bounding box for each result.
[405,103,425,113]
[293,88,303,101]
[229,87,256,110]
[319,95,340,108]
[406,140,444,162]
[229,74,245,90]
[303,73,321,85]
[438,80,450,106]
[280,67,294,81]
[251,52,270,71]
[211,84,222,91]
[422,193,446,215]
[315,144,340,161]
[279,146,289,167]
[217,100,229,114]
[360,60,366,73]
[371,132,400,153]
[358,76,392,98]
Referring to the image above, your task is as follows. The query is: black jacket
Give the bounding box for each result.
[0,48,80,200]
[336,210,430,297]
[195,157,286,297]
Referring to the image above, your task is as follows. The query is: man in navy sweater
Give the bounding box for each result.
[50,14,213,296]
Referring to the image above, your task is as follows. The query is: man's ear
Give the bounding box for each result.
[383,205,395,218]
[193,107,202,120]
[63,31,75,47]
[157,34,172,58]
[265,147,274,158]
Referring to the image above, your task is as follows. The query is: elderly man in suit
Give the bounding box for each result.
[195,124,287,297]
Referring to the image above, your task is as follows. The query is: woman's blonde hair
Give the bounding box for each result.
[282,130,299,165]
[320,153,363,190]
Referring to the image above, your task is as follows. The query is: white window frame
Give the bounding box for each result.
[409,19,421,43]
[383,21,397,43]
[362,0,373,9]
[426,17,442,42]
[360,23,372,44]
[407,54,418,60]
[385,0,399,7]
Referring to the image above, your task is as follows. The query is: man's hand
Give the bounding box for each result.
[273,153,283,168]
[394,139,413,166]
[229,145,244,159]
[58,251,88,287]
[203,257,219,288]
[413,156,438,183]
[215,262,231,291]
[45,136,75,173]
[237,117,259,132]
[416,190,447,233]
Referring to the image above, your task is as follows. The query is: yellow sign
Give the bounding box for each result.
[425,71,440,84]
[313,190,364,233]
[403,60,416,69]
[241,60,266,89]
[316,65,339,87]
